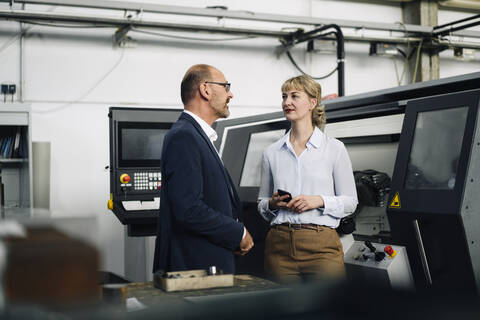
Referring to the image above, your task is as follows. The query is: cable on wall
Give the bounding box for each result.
[0,5,60,55]
[412,39,424,83]
[281,24,345,96]
[283,31,340,80]
[0,25,32,55]
[34,48,126,114]
[392,21,410,86]
[284,48,338,80]
[2,16,261,114]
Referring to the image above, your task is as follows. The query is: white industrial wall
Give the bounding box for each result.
[1,0,479,278]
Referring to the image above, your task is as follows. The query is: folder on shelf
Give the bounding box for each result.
[18,127,27,158]
[2,137,11,158]
[12,127,21,158]
[0,137,5,156]
[7,136,14,158]
[0,126,27,159]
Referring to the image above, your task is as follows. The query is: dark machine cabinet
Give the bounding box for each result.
[214,114,290,276]
[387,89,480,293]
[108,107,181,236]
[216,73,480,279]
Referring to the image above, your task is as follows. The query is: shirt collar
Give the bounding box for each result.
[183,110,218,143]
[278,131,290,150]
[278,126,324,150]
[308,127,324,149]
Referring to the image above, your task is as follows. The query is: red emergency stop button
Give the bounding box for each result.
[384,245,397,258]
[120,173,131,184]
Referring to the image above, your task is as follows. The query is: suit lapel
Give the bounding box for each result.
[180,113,237,205]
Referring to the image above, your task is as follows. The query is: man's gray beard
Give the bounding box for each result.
[216,104,230,118]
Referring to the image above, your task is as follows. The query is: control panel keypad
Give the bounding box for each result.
[134,172,162,191]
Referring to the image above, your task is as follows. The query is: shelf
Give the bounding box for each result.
[0,158,28,163]
[0,104,32,217]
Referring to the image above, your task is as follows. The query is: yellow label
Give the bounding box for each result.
[389,192,401,209]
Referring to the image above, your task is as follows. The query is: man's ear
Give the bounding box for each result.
[199,82,210,101]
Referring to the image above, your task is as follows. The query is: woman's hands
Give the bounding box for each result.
[268,192,291,210]
[287,195,324,213]
[269,193,325,213]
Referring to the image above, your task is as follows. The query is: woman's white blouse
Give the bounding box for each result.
[257,127,358,228]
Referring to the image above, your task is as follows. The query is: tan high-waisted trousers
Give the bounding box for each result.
[264,224,345,283]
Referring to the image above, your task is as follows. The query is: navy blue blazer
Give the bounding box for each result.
[153,112,244,274]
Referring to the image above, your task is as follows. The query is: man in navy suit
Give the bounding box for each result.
[153,64,254,274]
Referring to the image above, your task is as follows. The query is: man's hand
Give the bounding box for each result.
[237,229,254,255]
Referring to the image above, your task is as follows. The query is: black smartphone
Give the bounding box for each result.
[277,189,292,202]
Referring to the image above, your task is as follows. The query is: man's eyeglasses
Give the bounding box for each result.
[205,81,231,92]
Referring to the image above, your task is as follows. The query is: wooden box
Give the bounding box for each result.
[155,269,234,292]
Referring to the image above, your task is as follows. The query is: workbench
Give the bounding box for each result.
[126,274,282,307]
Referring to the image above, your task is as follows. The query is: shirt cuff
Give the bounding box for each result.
[264,202,278,220]
[322,195,344,218]
[242,227,246,239]
[258,199,277,222]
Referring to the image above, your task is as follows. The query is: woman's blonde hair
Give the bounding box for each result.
[281,74,326,131]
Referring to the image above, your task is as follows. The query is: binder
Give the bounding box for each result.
[0,137,5,156]
[12,127,21,158]
[2,137,11,158]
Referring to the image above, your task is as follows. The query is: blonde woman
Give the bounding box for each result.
[257,75,358,283]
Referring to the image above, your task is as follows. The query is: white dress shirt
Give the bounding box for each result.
[183,110,246,239]
[257,127,358,228]
[183,110,218,145]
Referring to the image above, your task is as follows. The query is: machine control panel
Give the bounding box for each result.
[344,240,414,290]
[116,170,162,193]
[132,171,162,191]
[348,241,398,265]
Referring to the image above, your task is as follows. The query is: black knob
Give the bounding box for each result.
[365,241,376,253]
[375,252,386,262]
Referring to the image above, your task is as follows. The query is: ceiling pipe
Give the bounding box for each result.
[438,0,480,10]
[0,9,290,38]
[433,13,480,38]
[0,0,433,34]
[336,0,480,11]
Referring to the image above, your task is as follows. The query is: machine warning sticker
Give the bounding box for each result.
[389,192,401,209]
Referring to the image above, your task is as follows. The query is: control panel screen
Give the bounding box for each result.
[118,122,171,167]
[240,129,286,187]
[122,128,165,160]
[405,106,468,190]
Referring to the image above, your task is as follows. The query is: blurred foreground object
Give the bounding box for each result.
[1,221,100,308]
